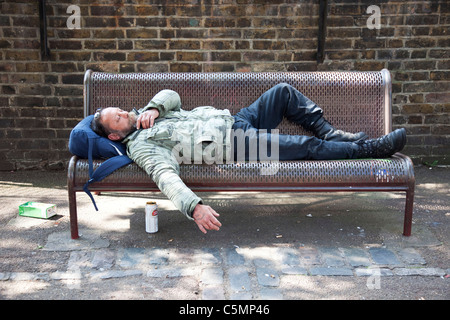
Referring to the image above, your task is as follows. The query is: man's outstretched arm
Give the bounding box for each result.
[128,136,222,233]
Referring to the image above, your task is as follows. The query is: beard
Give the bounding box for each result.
[118,111,138,139]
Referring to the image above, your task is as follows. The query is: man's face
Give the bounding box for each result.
[101,107,137,140]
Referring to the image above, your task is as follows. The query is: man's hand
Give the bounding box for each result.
[192,204,222,234]
[137,109,160,129]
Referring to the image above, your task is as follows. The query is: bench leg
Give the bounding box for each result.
[67,155,80,239]
[403,186,414,237]
[69,189,79,239]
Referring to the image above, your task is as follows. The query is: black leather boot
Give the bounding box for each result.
[354,128,406,158]
[313,118,368,142]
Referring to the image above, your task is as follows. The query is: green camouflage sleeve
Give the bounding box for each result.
[127,135,201,220]
[141,89,181,118]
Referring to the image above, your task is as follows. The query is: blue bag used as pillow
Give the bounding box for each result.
[69,115,133,210]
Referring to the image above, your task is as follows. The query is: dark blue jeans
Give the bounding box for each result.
[231,83,357,161]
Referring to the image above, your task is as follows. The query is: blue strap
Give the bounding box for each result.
[83,180,99,211]
[83,136,133,211]
[87,137,95,178]
[90,155,133,182]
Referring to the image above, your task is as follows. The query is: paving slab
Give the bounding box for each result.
[341,247,372,267]
[369,247,402,266]
[319,247,346,267]
[228,267,252,292]
[256,268,280,287]
[309,267,354,276]
[397,248,427,265]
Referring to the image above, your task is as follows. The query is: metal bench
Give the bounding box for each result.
[68,69,415,239]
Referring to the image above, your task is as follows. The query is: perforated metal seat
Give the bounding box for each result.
[68,70,415,239]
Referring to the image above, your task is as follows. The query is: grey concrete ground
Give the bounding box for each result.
[0,165,448,301]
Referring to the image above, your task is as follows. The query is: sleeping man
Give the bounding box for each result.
[91,84,406,234]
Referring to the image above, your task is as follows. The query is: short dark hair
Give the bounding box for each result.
[91,108,110,138]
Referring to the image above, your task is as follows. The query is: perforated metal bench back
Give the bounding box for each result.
[84,70,391,139]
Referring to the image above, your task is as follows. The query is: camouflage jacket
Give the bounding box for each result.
[124,90,235,219]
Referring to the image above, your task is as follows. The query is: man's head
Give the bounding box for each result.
[91,107,137,141]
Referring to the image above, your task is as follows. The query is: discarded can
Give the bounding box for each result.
[145,201,158,233]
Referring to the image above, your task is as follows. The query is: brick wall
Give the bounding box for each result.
[0,0,449,170]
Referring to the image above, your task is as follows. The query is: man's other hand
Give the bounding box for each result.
[137,109,160,129]
[192,204,222,234]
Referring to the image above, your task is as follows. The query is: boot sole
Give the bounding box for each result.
[392,128,407,153]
